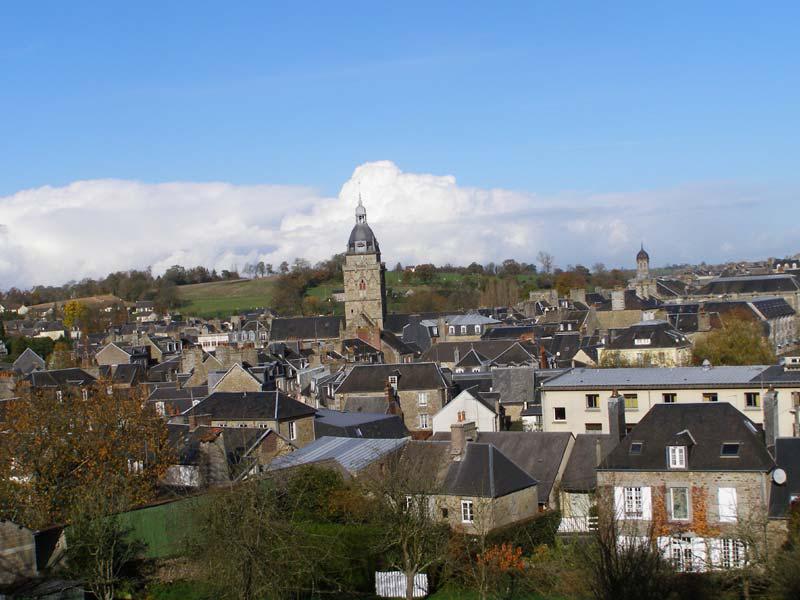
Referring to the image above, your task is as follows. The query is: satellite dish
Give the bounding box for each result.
[773,468,787,485]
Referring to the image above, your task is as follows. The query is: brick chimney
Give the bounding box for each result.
[569,288,587,305]
[608,391,626,442]
[450,421,478,460]
[539,345,548,370]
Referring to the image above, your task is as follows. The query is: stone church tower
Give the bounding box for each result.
[630,244,658,299]
[343,199,386,341]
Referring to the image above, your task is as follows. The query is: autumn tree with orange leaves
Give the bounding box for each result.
[0,379,172,530]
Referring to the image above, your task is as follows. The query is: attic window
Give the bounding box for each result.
[629,442,644,455]
[720,443,741,457]
[668,445,686,469]
[634,338,651,346]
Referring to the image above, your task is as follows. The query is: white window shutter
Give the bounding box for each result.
[708,538,721,570]
[718,487,738,522]
[614,487,625,520]
[641,486,652,520]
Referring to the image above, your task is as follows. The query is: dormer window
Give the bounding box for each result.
[474,325,481,334]
[720,443,740,457]
[460,325,467,334]
[448,326,455,335]
[668,445,686,469]
[629,442,644,455]
[634,338,651,346]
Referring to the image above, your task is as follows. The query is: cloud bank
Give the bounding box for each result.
[0,161,797,289]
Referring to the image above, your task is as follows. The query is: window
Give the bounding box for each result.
[460,325,467,334]
[586,394,599,409]
[457,410,466,423]
[461,499,474,523]
[745,392,760,408]
[663,393,677,403]
[720,539,745,569]
[441,507,449,519]
[703,393,718,402]
[56,390,63,401]
[81,389,88,401]
[624,487,643,519]
[418,414,430,429]
[668,445,686,469]
[586,423,602,432]
[720,443,740,457]
[404,496,413,511]
[388,375,398,388]
[629,442,644,455]
[288,421,297,440]
[718,487,738,522]
[474,325,481,334]
[448,326,455,335]
[432,326,438,336]
[670,536,694,572]
[622,394,638,411]
[417,392,428,407]
[669,487,689,520]
[554,407,566,422]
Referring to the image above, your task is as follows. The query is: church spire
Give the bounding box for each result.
[355,195,367,224]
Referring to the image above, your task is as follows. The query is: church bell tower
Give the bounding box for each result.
[343,199,387,340]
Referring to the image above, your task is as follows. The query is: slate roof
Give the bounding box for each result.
[604,320,690,350]
[600,403,775,472]
[380,330,419,356]
[27,368,96,387]
[481,325,535,340]
[455,348,490,368]
[560,434,618,492]
[314,408,409,438]
[430,431,570,501]
[491,367,536,405]
[384,312,459,335]
[769,437,800,518]
[492,343,537,366]
[185,391,316,421]
[420,340,536,364]
[548,333,582,366]
[268,436,407,474]
[269,316,343,341]
[12,348,45,375]
[335,362,448,394]
[750,297,796,319]
[656,279,688,297]
[98,363,143,385]
[696,274,800,296]
[542,365,771,390]
[443,442,538,498]
[148,385,209,402]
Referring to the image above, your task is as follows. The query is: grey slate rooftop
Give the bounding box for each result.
[542,365,772,390]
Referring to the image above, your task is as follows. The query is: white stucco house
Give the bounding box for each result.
[432,387,500,433]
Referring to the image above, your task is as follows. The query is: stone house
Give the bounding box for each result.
[210,363,263,393]
[597,319,692,367]
[432,387,501,433]
[596,401,781,572]
[0,521,66,586]
[163,423,293,487]
[94,342,149,368]
[397,422,539,534]
[333,362,452,432]
[183,390,317,447]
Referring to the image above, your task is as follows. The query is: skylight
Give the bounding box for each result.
[629,442,644,455]
[720,443,741,457]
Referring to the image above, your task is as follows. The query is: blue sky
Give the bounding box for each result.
[3,1,798,195]
[1,2,799,286]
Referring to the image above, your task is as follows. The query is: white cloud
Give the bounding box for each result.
[0,161,796,288]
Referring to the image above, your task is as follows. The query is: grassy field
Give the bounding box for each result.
[176,278,276,317]
[174,270,539,318]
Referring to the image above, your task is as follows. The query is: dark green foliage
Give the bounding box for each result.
[485,511,561,554]
[276,465,347,522]
[8,335,55,361]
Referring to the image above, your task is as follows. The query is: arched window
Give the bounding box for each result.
[359,279,366,290]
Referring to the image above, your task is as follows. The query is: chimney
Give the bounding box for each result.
[608,391,626,442]
[494,397,503,431]
[595,438,603,467]
[453,347,460,365]
[539,345,548,370]
[437,317,447,343]
[569,288,587,306]
[697,305,711,332]
[611,289,625,312]
[764,388,779,452]
[450,421,477,460]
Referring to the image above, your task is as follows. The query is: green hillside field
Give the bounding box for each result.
[176,278,276,318]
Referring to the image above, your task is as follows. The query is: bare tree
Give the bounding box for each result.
[536,252,554,275]
[362,447,452,600]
